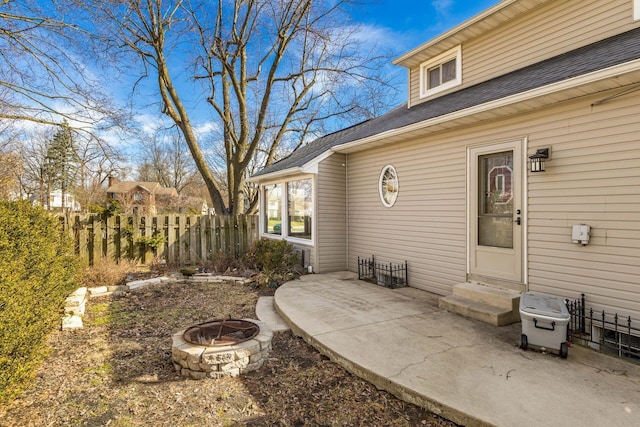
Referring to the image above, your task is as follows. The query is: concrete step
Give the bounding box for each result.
[438,282,522,326]
[452,282,521,312]
[256,296,290,333]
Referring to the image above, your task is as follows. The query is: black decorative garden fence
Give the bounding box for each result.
[357,255,408,289]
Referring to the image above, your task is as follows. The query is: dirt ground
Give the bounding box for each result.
[0,279,457,426]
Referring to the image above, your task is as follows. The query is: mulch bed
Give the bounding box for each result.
[0,279,456,426]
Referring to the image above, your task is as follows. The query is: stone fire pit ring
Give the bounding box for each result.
[171,318,273,379]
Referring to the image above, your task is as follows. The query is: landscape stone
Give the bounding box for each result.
[62,314,83,330]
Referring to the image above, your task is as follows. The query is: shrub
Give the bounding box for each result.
[80,257,139,289]
[245,238,299,287]
[208,250,244,274]
[0,201,80,405]
[88,200,121,216]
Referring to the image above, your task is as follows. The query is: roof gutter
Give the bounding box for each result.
[333,59,640,153]
[246,167,303,183]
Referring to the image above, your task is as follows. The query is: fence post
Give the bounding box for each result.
[75,215,89,266]
[157,215,168,264]
[88,215,97,266]
[177,215,186,265]
[249,215,258,246]
[143,215,153,263]
[123,215,134,261]
[208,215,215,260]
[105,215,115,262]
[187,215,196,264]
[167,214,177,266]
[199,215,208,263]
[237,215,246,256]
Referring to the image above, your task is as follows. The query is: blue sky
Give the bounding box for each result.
[350,0,499,59]
[14,0,501,156]
[115,0,503,158]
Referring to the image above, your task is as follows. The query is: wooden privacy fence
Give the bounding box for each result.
[59,214,259,266]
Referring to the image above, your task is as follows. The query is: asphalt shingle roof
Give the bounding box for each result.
[254,27,640,178]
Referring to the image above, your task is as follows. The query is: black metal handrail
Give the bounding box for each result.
[567,294,640,361]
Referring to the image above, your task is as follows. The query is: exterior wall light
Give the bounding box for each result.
[529,148,550,173]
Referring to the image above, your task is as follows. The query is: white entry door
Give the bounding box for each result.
[468,141,523,283]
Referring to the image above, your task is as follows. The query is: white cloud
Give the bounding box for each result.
[193,121,220,137]
[431,0,455,18]
[133,113,166,136]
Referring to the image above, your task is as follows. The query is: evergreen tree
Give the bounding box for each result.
[44,121,78,211]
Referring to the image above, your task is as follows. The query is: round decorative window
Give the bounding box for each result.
[379,165,399,207]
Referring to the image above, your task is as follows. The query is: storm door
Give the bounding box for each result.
[468,141,523,283]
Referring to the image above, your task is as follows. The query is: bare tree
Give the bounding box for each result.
[15,125,124,211]
[136,127,201,195]
[75,0,397,215]
[0,134,21,200]
[73,134,124,211]
[0,1,119,127]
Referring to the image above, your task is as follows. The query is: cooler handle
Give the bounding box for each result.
[533,318,556,331]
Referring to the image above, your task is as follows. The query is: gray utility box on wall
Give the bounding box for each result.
[519,291,570,359]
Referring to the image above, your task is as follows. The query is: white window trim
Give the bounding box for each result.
[260,175,315,245]
[379,165,399,208]
[419,45,462,99]
[635,0,640,21]
[262,182,283,237]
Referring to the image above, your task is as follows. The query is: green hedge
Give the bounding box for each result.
[0,201,79,405]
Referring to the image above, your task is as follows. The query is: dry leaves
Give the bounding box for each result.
[0,279,455,426]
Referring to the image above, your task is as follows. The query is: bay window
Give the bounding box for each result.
[264,183,282,235]
[262,177,313,241]
[287,179,312,240]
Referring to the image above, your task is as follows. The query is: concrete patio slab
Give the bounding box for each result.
[274,273,640,427]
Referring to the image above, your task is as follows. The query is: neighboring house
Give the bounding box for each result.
[177,195,210,215]
[106,177,178,215]
[250,0,640,327]
[31,189,81,212]
[49,189,81,212]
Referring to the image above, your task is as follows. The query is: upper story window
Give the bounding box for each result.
[420,45,462,99]
[635,0,640,21]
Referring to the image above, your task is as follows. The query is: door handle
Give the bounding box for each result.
[516,217,521,225]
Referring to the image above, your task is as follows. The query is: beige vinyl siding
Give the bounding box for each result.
[409,0,638,106]
[316,154,347,272]
[526,94,640,319]
[347,141,468,296]
[347,88,640,319]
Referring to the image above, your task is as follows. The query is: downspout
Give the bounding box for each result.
[523,136,529,290]
[344,155,349,271]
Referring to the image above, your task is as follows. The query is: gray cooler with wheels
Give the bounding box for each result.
[519,291,570,358]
